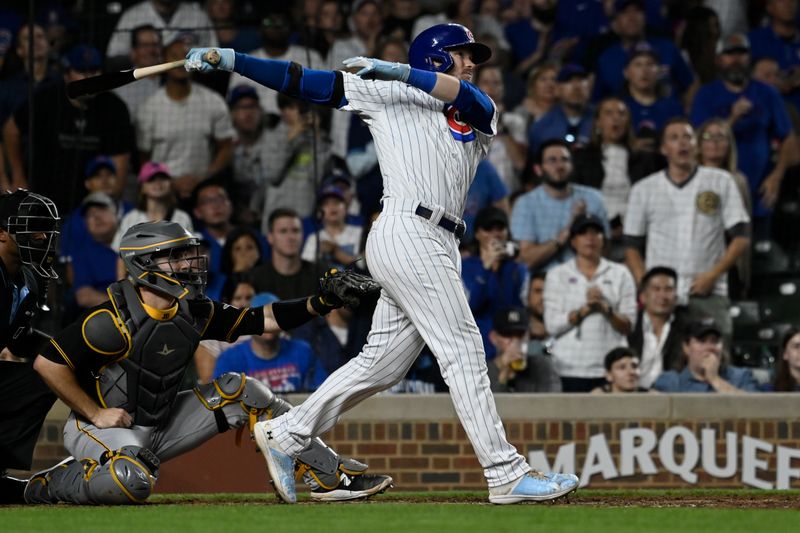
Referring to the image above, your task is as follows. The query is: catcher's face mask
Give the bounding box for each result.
[2,191,60,279]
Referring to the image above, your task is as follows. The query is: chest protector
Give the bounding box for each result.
[99,280,211,427]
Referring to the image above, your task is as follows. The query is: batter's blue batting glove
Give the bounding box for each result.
[185,47,235,72]
[343,56,410,82]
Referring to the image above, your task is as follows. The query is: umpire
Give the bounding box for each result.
[0,190,60,504]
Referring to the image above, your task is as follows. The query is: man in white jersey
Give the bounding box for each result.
[186,23,579,505]
[624,117,751,342]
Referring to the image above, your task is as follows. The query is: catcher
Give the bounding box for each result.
[24,220,388,505]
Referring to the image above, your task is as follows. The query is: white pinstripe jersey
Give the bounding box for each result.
[340,72,497,217]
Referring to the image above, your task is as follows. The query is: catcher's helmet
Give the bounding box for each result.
[409,23,491,73]
[119,221,207,300]
[0,190,60,278]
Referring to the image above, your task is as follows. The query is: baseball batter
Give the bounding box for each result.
[188,23,578,504]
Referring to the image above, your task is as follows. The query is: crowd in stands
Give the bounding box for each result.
[3,0,800,395]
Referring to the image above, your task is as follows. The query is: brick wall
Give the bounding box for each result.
[18,395,800,492]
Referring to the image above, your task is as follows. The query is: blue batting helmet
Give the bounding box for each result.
[409,23,492,73]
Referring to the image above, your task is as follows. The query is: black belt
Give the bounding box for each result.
[415,205,466,239]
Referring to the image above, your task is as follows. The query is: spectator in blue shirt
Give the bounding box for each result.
[59,156,132,266]
[511,139,609,273]
[192,180,233,276]
[462,207,528,359]
[748,0,800,111]
[690,33,795,231]
[214,292,328,392]
[593,0,695,101]
[463,160,509,242]
[70,192,120,311]
[528,64,593,158]
[621,45,684,145]
[652,317,760,393]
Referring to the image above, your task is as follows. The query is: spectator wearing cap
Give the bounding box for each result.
[624,118,750,345]
[301,185,362,269]
[259,93,332,229]
[3,43,134,212]
[527,64,593,157]
[59,156,133,267]
[627,266,690,389]
[227,12,323,116]
[620,45,684,144]
[544,213,637,392]
[511,139,609,272]
[136,37,234,201]
[748,0,800,111]
[590,347,649,394]
[69,192,120,310]
[652,317,759,393]
[326,0,383,71]
[228,84,290,226]
[111,162,193,252]
[215,292,328,392]
[106,0,218,61]
[690,33,795,231]
[592,0,695,102]
[462,207,528,359]
[191,180,233,276]
[113,25,162,118]
[487,306,561,393]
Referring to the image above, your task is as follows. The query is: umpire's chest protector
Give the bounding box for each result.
[98,280,209,426]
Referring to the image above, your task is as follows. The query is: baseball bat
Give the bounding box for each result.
[66,49,221,99]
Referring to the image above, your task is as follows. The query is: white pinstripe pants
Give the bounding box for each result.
[270,198,530,486]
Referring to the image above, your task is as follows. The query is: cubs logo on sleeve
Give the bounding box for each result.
[445,105,475,143]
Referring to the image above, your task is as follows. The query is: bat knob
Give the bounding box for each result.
[204,49,221,66]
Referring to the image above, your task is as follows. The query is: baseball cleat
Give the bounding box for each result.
[310,473,394,502]
[488,470,579,505]
[254,420,297,503]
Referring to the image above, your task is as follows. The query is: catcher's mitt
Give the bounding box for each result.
[318,268,381,309]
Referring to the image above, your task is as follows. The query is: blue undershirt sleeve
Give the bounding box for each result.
[233,52,347,108]
[450,80,495,135]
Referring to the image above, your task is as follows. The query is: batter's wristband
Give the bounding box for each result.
[407,67,437,93]
[272,298,317,330]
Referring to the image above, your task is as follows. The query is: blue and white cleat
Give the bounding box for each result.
[488,470,578,504]
[254,420,297,503]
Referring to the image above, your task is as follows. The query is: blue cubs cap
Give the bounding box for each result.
[556,64,587,83]
[318,185,346,203]
[65,44,102,71]
[84,155,117,179]
[227,85,259,108]
[613,0,644,15]
[251,292,279,308]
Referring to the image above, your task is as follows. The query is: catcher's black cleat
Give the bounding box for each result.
[310,473,393,502]
[0,472,27,505]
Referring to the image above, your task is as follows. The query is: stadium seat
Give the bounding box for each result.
[731,323,788,368]
[759,296,800,323]
[751,240,791,277]
[729,300,760,327]
[749,276,800,298]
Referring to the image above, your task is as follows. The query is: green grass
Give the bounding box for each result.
[1,490,797,533]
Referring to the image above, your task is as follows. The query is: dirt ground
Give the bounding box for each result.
[154,492,800,509]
